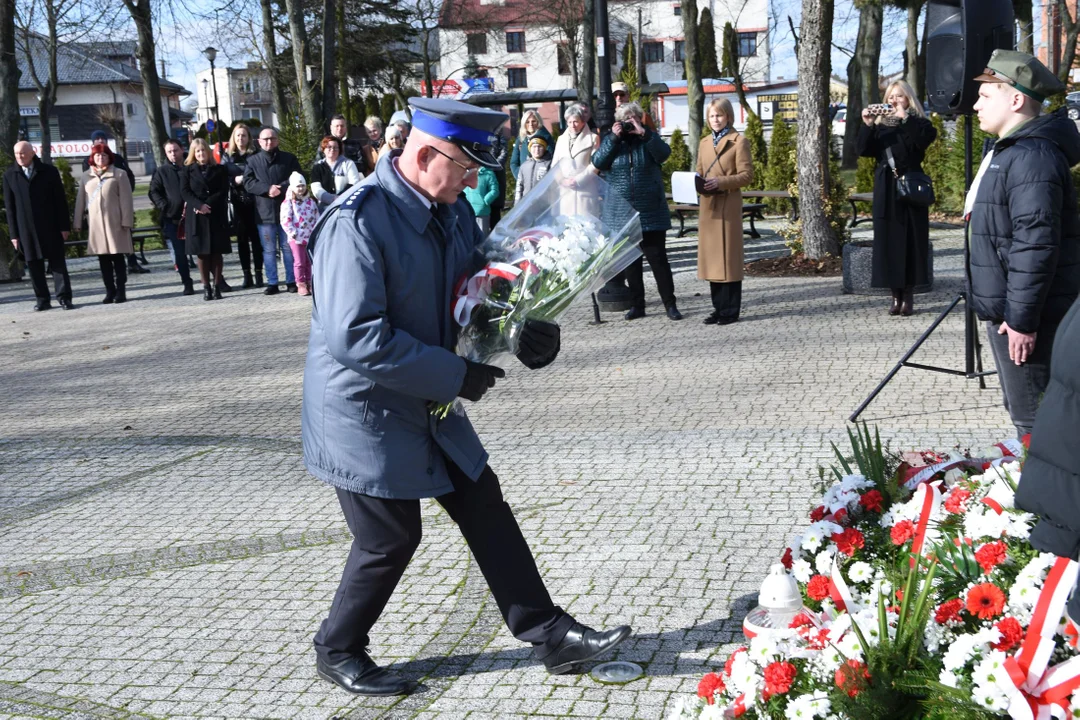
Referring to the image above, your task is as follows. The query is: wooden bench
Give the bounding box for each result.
[742,189,799,221]
[848,192,873,228]
[671,202,769,239]
[65,226,159,264]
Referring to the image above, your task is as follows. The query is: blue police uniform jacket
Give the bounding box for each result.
[301,153,487,499]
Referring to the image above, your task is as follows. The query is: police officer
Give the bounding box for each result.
[303,97,631,696]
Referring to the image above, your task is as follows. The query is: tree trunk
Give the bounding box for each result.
[320,0,336,128]
[843,1,882,169]
[797,0,839,259]
[336,0,348,121]
[0,0,19,159]
[1014,0,1034,54]
[121,0,169,166]
[38,0,60,164]
[682,0,704,166]
[577,0,595,110]
[1057,0,1079,83]
[421,27,435,98]
[260,0,289,126]
[905,1,924,99]
[284,0,319,137]
[723,23,759,122]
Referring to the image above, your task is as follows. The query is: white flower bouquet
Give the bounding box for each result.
[433,160,642,417]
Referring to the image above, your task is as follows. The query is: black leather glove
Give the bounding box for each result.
[457,360,506,402]
[516,319,561,370]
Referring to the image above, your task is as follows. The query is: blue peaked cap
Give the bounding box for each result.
[408,97,508,168]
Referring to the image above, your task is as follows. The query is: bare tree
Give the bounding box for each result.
[0,0,18,277]
[1014,0,1033,54]
[254,0,289,124]
[118,0,169,166]
[577,0,594,109]
[900,0,926,98]
[841,1,882,168]
[796,0,839,259]
[320,0,336,125]
[722,22,759,122]
[682,0,704,165]
[283,0,319,136]
[1056,0,1079,84]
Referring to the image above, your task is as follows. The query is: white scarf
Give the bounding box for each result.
[963,150,995,220]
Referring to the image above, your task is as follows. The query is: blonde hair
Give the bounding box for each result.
[185,138,217,166]
[706,98,735,130]
[227,124,254,156]
[364,115,384,133]
[518,109,543,138]
[614,102,644,123]
[879,81,925,123]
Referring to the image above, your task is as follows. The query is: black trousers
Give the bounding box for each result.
[625,230,676,311]
[985,320,1057,438]
[313,463,574,663]
[97,254,127,291]
[27,257,71,302]
[709,281,742,320]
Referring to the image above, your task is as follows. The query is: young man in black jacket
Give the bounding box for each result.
[966,50,1080,437]
[148,140,194,295]
[243,126,304,294]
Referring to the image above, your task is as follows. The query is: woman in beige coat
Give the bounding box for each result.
[552,103,599,216]
[74,142,134,303]
[696,98,753,325]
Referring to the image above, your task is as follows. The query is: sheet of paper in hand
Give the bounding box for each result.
[671,171,701,205]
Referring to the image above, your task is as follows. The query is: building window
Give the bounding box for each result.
[126,102,136,116]
[738,32,757,57]
[506,31,525,53]
[557,44,572,75]
[674,40,685,62]
[242,108,263,123]
[240,76,257,94]
[467,33,487,55]
[507,67,528,88]
[673,5,681,15]
[642,42,664,63]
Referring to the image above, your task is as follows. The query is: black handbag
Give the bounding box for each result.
[886,146,935,208]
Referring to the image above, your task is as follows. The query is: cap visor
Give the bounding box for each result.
[973,73,1006,84]
[459,144,501,169]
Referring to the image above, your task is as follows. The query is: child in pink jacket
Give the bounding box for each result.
[280,171,319,296]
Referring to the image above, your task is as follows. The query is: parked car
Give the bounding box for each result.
[831,108,847,137]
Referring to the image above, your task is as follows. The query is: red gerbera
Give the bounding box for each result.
[697,672,726,704]
[831,527,866,557]
[834,659,871,698]
[944,488,972,514]
[809,505,827,522]
[859,490,884,513]
[967,583,1007,620]
[992,617,1024,652]
[975,541,1008,574]
[891,519,916,545]
[781,547,793,569]
[934,598,964,624]
[807,574,833,601]
[763,661,798,695]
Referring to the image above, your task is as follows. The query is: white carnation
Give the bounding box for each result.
[792,558,814,583]
[848,561,873,583]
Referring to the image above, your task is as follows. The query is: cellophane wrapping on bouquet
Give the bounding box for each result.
[434,159,642,417]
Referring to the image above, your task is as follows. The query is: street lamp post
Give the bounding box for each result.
[202,46,222,152]
[593,0,614,133]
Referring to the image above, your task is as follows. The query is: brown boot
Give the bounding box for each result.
[900,288,914,316]
[889,289,902,316]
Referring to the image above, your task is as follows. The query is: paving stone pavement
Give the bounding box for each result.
[0,221,1015,719]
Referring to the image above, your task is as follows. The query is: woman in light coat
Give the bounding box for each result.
[74,142,133,304]
[310,135,361,210]
[552,103,599,216]
[696,97,754,325]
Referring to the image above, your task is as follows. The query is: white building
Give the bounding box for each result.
[437,0,770,111]
[194,62,279,129]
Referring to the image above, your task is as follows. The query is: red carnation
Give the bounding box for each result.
[896,589,904,602]
[993,617,1024,652]
[835,659,871,698]
[697,672,726,704]
[934,598,964,624]
[944,488,972,514]
[807,574,833,601]
[724,648,747,677]
[975,541,1008,574]
[859,490,884,513]
[831,527,866,557]
[967,583,1007,620]
[891,520,916,545]
[781,547,793,569]
[789,613,815,630]
[763,661,798,695]
[809,505,827,522]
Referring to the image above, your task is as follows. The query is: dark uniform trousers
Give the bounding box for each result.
[314,461,575,663]
[27,258,71,302]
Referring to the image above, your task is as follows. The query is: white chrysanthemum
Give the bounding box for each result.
[784,691,832,720]
[840,473,873,492]
[699,704,725,720]
[665,697,694,720]
[939,669,959,688]
[792,559,814,583]
[837,631,863,659]
[815,548,836,575]
[801,527,824,554]
[879,510,895,528]
[972,650,1009,687]
[848,561,873,583]
[749,635,780,664]
[973,685,1010,711]
[728,653,761,696]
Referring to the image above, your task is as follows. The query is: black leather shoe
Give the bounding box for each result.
[316,653,412,696]
[114,286,127,304]
[217,279,233,293]
[703,312,720,325]
[264,285,280,295]
[59,298,74,310]
[204,284,214,301]
[535,623,632,675]
[666,306,683,321]
[214,285,223,300]
[182,281,195,296]
[286,283,299,293]
[33,300,52,311]
[624,307,645,321]
[716,316,739,325]
[128,263,150,274]
[102,290,115,304]
[242,274,254,289]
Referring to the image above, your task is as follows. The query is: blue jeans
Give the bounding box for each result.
[162,221,191,285]
[258,223,294,286]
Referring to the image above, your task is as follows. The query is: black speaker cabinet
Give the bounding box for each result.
[926,0,1015,115]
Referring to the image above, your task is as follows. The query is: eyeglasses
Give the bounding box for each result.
[428,145,479,177]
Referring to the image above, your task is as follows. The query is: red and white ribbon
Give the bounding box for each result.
[830,556,857,614]
[452,262,522,326]
[909,481,943,567]
[994,557,1080,720]
[901,438,1023,490]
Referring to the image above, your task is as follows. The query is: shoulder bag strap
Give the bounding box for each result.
[885,146,900,178]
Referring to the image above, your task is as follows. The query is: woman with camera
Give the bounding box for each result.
[856,80,937,316]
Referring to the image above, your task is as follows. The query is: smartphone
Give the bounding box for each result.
[867,103,894,115]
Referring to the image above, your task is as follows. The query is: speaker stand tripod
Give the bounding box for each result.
[849,116,997,422]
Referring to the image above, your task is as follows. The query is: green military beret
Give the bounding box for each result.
[974,49,1065,103]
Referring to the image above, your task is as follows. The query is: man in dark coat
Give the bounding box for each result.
[82,130,145,274]
[148,140,194,295]
[1015,297,1080,627]
[243,126,304,294]
[966,50,1080,437]
[4,141,73,310]
[324,114,374,176]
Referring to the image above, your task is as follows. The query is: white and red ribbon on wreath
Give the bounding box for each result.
[993,556,1080,720]
[451,262,523,327]
[901,438,1024,490]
